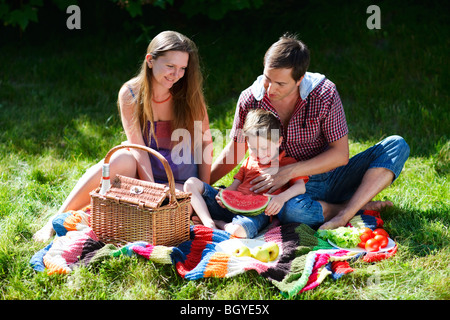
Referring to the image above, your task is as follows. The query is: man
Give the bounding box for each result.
[210,34,410,230]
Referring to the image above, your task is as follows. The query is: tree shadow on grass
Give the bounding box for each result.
[381,206,449,258]
[1,1,448,165]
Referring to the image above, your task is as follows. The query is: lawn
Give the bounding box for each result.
[0,0,448,301]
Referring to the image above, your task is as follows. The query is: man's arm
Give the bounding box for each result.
[250,134,349,194]
[210,140,248,184]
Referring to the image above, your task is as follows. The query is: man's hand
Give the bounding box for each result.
[249,164,295,194]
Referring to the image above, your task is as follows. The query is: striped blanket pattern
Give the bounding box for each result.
[30,207,396,296]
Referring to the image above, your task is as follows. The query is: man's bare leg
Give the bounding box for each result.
[361,200,393,211]
[319,167,395,229]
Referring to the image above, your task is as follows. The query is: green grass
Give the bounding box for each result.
[0,0,449,300]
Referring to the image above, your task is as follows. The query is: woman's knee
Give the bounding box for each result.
[109,149,138,178]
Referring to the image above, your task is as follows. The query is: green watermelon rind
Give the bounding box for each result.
[219,190,271,217]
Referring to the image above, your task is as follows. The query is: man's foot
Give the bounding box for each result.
[361,200,393,211]
[319,215,349,230]
[319,200,394,230]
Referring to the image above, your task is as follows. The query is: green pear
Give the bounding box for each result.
[233,245,252,257]
[262,242,279,261]
[251,246,270,263]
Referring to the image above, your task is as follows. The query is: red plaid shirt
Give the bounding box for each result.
[230,77,348,161]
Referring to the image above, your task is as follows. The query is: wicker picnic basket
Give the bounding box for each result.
[90,144,191,247]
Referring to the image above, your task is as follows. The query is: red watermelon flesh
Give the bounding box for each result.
[219,190,270,216]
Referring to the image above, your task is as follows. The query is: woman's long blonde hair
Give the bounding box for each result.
[124,31,206,146]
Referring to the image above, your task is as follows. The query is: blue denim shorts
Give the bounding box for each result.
[201,183,270,238]
[278,135,410,228]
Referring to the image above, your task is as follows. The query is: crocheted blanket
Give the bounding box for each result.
[30,207,396,297]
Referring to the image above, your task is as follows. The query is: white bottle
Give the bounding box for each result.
[99,163,111,195]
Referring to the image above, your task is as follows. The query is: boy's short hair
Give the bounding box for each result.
[264,33,310,81]
[243,109,281,143]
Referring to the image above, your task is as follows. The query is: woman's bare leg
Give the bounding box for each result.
[33,149,138,242]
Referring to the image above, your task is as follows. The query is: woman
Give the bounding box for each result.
[34,31,212,242]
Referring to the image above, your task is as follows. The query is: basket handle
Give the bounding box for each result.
[103,144,179,205]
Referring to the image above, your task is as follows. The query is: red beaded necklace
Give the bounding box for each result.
[152,94,172,104]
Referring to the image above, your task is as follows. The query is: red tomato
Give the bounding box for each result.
[374,235,388,248]
[360,227,374,238]
[358,242,366,249]
[365,238,381,252]
[360,232,373,243]
[373,228,389,238]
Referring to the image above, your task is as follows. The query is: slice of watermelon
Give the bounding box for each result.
[219,190,270,216]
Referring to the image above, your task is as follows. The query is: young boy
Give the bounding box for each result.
[184,109,308,238]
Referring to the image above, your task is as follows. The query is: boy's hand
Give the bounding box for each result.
[215,188,226,208]
[216,179,242,208]
[264,194,285,216]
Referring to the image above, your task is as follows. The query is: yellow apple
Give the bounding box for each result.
[233,245,251,257]
[251,246,270,263]
[262,242,279,261]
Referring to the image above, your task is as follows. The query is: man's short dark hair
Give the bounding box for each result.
[263,33,310,81]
